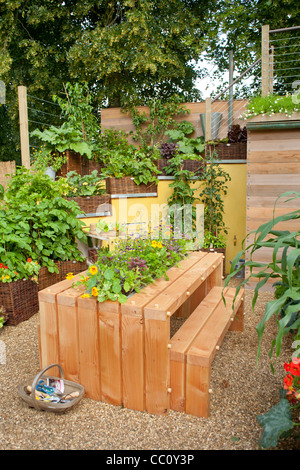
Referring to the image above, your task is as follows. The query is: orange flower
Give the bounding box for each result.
[66,272,74,280]
[27,258,32,263]
[91,287,99,297]
[81,293,90,298]
[89,265,98,276]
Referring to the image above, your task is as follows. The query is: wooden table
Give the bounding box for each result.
[38,250,236,416]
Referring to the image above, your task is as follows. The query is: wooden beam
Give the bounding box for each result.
[18,86,30,169]
[261,25,270,97]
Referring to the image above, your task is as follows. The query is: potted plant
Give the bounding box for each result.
[60,170,111,215]
[206,124,247,161]
[225,191,300,449]
[241,93,300,121]
[2,168,88,292]
[160,121,205,175]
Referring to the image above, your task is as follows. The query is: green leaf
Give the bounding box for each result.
[104,268,114,281]
[257,398,294,449]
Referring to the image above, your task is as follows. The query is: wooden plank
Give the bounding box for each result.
[248,139,300,152]
[18,85,30,169]
[247,185,300,197]
[248,150,300,163]
[56,284,85,383]
[120,251,205,411]
[185,288,244,417]
[144,252,223,320]
[249,129,300,141]
[247,196,300,209]
[77,295,101,400]
[144,316,170,414]
[248,162,300,174]
[170,287,226,412]
[121,251,206,315]
[39,300,60,376]
[121,311,144,411]
[98,301,122,405]
[248,174,300,185]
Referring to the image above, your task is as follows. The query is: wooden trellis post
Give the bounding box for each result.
[205,97,212,142]
[18,85,30,169]
[261,25,270,96]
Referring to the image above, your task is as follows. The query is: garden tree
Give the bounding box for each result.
[205,0,300,97]
[0,0,220,161]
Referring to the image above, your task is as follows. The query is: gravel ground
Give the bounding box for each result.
[0,278,299,451]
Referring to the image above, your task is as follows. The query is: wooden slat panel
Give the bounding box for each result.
[247,196,300,209]
[249,129,300,141]
[248,163,300,174]
[247,150,300,163]
[144,252,223,320]
[248,139,300,152]
[39,300,59,376]
[170,287,225,412]
[56,285,85,383]
[77,295,101,400]
[98,302,122,405]
[144,316,170,414]
[247,185,300,197]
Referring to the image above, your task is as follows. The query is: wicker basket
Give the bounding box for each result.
[56,150,83,177]
[17,364,85,413]
[38,262,61,292]
[106,177,157,195]
[59,259,88,280]
[64,194,111,215]
[0,279,39,326]
[206,142,247,160]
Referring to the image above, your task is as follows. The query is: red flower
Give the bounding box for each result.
[284,374,294,388]
[0,263,3,268]
[27,258,32,263]
[4,265,8,269]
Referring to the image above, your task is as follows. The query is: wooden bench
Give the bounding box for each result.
[38,250,243,418]
[170,286,244,418]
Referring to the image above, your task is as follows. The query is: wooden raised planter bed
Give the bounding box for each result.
[106,177,157,197]
[38,260,88,292]
[38,251,244,417]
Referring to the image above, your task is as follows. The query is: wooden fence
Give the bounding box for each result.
[0,161,16,189]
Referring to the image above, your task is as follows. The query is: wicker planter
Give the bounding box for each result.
[64,194,111,215]
[106,177,157,196]
[38,261,61,292]
[207,142,247,160]
[158,159,204,175]
[0,279,39,326]
[59,260,88,280]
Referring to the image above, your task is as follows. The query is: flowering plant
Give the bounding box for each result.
[283,358,300,403]
[75,236,187,303]
[241,93,300,120]
[0,257,40,283]
[62,171,106,197]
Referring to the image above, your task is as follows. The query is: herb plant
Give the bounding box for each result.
[242,93,300,120]
[62,171,105,197]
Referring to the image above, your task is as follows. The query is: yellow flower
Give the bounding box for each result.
[151,240,157,248]
[1,275,5,281]
[91,287,99,297]
[66,272,74,280]
[89,265,98,275]
[5,275,10,279]
[157,242,163,249]
[81,293,90,298]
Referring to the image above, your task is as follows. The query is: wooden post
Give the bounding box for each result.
[269,45,274,94]
[228,50,234,131]
[261,25,270,96]
[205,97,212,142]
[18,86,30,169]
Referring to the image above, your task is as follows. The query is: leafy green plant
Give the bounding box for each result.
[62,170,105,197]
[31,145,67,173]
[75,236,188,303]
[242,93,300,120]
[225,191,300,449]
[123,95,190,151]
[2,168,87,272]
[164,123,205,160]
[198,146,231,248]
[225,191,300,365]
[101,147,160,185]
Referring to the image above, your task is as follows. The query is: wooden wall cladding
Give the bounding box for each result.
[246,125,300,289]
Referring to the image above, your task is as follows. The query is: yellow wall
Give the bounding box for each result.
[80,164,247,274]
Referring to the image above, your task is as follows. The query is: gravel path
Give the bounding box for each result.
[0,280,299,451]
